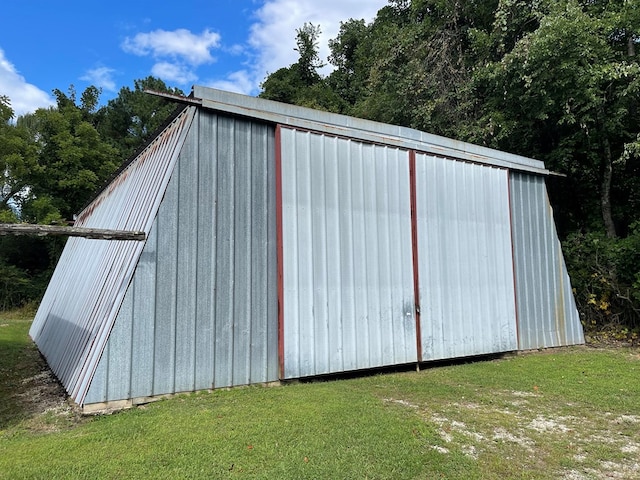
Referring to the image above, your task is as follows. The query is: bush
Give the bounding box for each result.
[0,236,61,311]
[563,224,640,332]
[0,262,47,310]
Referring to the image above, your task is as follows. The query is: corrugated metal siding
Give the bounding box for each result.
[84,110,278,405]
[510,173,584,349]
[415,154,518,360]
[30,107,196,404]
[279,128,417,379]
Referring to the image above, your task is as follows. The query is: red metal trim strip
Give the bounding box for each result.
[506,171,521,349]
[409,150,423,362]
[275,125,285,379]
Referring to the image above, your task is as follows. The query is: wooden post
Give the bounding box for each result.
[0,224,146,241]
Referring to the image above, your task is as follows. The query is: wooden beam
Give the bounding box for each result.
[0,224,146,241]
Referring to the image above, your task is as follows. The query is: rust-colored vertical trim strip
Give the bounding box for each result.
[275,125,285,378]
[409,150,423,362]
[506,171,521,349]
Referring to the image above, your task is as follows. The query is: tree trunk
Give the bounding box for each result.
[628,36,636,57]
[601,137,617,238]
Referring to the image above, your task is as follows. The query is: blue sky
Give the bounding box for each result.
[1,0,387,117]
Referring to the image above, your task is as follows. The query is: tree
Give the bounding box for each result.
[0,96,39,219]
[26,86,120,221]
[336,0,500,137]
[260,23,342,111]
[294,23,324,86]
[97,77,184,159]
[327,19,372,108]
[481,1,639,237]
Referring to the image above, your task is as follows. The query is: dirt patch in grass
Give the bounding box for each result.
[13,367,85,432]
[0,317,85,434]
[383,381,640,479]
[18,370,66,413]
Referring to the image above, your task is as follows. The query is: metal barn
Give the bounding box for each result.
[30,86,584,412]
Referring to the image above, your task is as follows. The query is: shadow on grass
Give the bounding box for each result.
[0,320,69,431]
[293,351,508,386]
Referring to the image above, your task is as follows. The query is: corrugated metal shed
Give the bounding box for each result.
[31,86,584,410]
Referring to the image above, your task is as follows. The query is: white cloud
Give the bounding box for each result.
[122,28,221,66]
[206,70,254,95]
[122,28,222,87]
[0,48,54,117]
[81,66,117,92]
[119,2,387,95]
[213,0,387,95]
[225,44,246,56]
[151,62,198,85]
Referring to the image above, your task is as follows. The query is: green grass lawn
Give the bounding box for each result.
[1,312,639,479]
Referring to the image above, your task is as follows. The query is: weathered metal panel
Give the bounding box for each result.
[212,115,236,388]
[132,223,159,397]
[415,154,518,360]
[279,127,417,379]
[194,111,217,390]
[84,110,279,404]
[174,111,199,393]
[252,123,279,384]
[232,120,253,386]
[151,174,178,396]
[104,284,134,402]
[30,107,196,405]
[510,173,584,349]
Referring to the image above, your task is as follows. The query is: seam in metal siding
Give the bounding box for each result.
[280,127,417,379]
[84,111,278,405]
[510,173,584,349]
[415,154,518,360]
[30,107,196,405]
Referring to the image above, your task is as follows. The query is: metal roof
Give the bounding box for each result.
[181,86,549,176]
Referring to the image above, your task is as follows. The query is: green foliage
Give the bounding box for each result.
[260,24,343,111]
[0,78,181,309]
[96,77,184,159]
[0,97,39,213]
[20,196,63,225]
[294,23,324,85]
[0,239,53,311]
[563,225,640,330]
[327,19,371,105]
[0,262,35,311]
[0,96,13,123]
[27,87,120,220]
[0,210,18,224]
